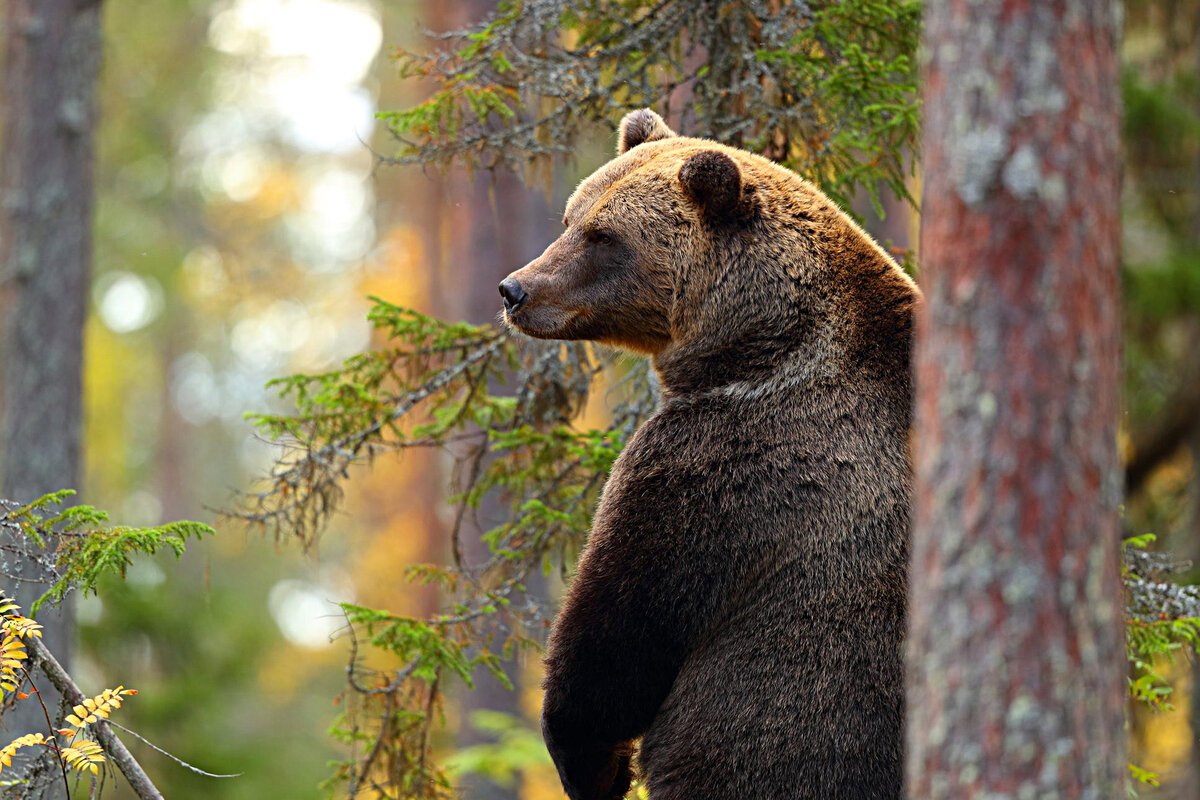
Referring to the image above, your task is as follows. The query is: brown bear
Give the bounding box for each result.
[499,109,917,800]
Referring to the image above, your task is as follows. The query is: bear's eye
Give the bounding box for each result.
[587,230,615,246]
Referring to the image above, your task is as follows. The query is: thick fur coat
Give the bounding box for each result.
[501,109,918,800]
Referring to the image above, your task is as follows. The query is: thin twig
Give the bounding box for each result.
[347,690,394,799]
[105,720,241,779]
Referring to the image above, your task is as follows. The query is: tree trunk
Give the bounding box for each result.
[907,2,1126,797]
[0,0,103,780]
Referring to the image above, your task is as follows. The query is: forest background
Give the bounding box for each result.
[0,1,1198,799]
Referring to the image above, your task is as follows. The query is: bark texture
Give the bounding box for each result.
[908,1,1126,797]
[0,0,102,768]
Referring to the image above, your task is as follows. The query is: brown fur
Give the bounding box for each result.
[502,110,919,800]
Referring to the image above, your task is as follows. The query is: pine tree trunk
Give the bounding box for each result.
[907,2,1126,797]
[0,0,103,780]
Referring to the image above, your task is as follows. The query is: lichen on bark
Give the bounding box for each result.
[909,1,1126,797]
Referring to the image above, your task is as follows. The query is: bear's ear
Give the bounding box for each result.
[679,151,742,221]
[617,109,676,155]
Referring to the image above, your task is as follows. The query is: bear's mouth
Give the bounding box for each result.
[501,304,586,341]
[499,306,522,334]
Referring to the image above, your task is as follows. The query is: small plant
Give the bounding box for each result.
[0,593,137,787]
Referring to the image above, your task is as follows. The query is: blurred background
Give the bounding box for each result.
[0,0,1197,798]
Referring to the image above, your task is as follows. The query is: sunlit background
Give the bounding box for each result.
[76,0,586,796]
[4,0,1196,798]
[83,1,451,796]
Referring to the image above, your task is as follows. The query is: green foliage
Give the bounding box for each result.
[445,711,551,788]
[241,300,508,548]
[378,0,921,211]
[1128,762,1161,791]
[239,298,632,554]
[237,1,1200,793]
[755,0,921,213]
[1122,66,1200,325]
[1122,66,1200,245]
[1120,7,1200,454]
[0,492,212,792]
[0,492,212,613]
[340,603,508,688]
[1124,535,1200,710]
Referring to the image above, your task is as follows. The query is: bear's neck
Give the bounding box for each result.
[652,265,916,405]
[652,325,823,399]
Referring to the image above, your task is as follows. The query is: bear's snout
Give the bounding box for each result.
[498,277,528,313]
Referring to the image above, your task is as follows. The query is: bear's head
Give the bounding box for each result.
[500,109,917,394]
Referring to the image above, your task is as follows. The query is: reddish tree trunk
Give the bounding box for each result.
[908,2,1125,797]
[0,0,102,775]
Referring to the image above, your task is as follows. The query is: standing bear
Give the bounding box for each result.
[500,109,917,800]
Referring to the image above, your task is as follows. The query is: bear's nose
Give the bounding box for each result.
[498,278,528,313]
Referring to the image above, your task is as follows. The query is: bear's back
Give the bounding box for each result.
[625,354,911,799]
